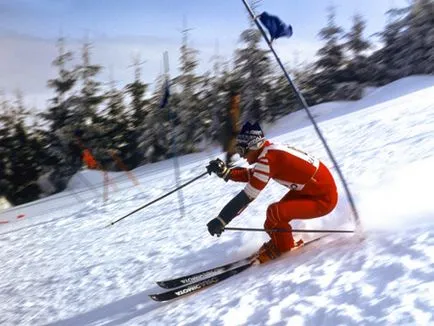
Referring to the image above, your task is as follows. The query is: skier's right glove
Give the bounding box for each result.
[207,217,226,237]
[206,158,230,180]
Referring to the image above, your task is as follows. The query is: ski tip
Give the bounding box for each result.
[149,294,163,302]
[156,281,169,289]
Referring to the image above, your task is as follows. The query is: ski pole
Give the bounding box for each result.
[107,171,208,227]
[224,227,354,234]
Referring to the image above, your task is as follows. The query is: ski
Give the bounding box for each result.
[156,235,327,289]
[156,254,256,289]
[150,235,330,301]
[149,261,254,302]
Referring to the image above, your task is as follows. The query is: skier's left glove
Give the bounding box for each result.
[207,217,226,237]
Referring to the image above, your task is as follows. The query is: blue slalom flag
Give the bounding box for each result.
[160,78,170,109]
[258,12,293,41]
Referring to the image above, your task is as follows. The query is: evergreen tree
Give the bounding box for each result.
[345,13,371,58]
[145,74,170,162]
[0,93,12,199]
[174,26,203,153]
[234,27,271,122]
[344,13,372,84]
[371,5,412,83]
[1,92,43,204]
[199,42,227,147]
[369,0,433,83]
[200,66,242,154]
[125,56,149,128]
[75,41,105,126]
[105,80,128,124]
[315,6,345,73]
[40,37,79,178]
[311,6,345,103]
[43,37,78,130]
[203,64,235,146]
[399,0,434,75]
[72,40,107,168]
[124,56,150,167]
[265,63,307,122]
[101,78,132,169]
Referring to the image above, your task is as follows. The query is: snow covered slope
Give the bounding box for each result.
[1,76,433,326]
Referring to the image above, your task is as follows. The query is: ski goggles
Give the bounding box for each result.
[235,137,265,157]
[235,144,248,157]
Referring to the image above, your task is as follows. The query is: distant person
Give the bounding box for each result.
[222,90,241,165]
[74,129,99,170]
[206,121,338,263]
[82,149,98,170]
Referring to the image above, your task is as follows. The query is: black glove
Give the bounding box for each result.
[206,158,230,180]
[207,217,226,237]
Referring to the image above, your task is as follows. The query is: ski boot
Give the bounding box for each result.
[256,239,304,264]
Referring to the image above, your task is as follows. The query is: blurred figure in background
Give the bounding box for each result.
[222,90,241,165]
[82,148,98,170]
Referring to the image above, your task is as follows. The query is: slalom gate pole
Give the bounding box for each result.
[225,227,354,234]
[107,171,208,227]
[240,0,361,229]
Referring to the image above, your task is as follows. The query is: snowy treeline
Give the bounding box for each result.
[0,0,432,205]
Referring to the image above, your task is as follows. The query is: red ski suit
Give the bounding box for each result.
[228,141,338,252]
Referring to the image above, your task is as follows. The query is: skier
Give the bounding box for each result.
[82,149,98,169]
[206,121,338,263]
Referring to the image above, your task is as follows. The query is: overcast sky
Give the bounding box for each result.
[0,0,407,109]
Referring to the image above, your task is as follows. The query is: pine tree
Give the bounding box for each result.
[0,93,13,199]
[315,6,345,73]
[40,37,79,180]
[200,66,241,155]
[369,0,434,84]
[72,40,107,167]
[101,78,132,169]
[345,14,371,58]
[174,25,203,153]
[265,64,306,122]
[76,41,105,126]
[145,74,170,162]
[43,37,78,130]
[371,5,412,83]
[199,41,228,147]
[234,27,271,122]
[2,92,43,204]
[400,0,434,75]
[125,56,149,128]
[203,64,235,147]
[344,13,372,84]
[369,0,433,83]
[124,56,150,167]
[105,80,128,124]
[311,5,345,102]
